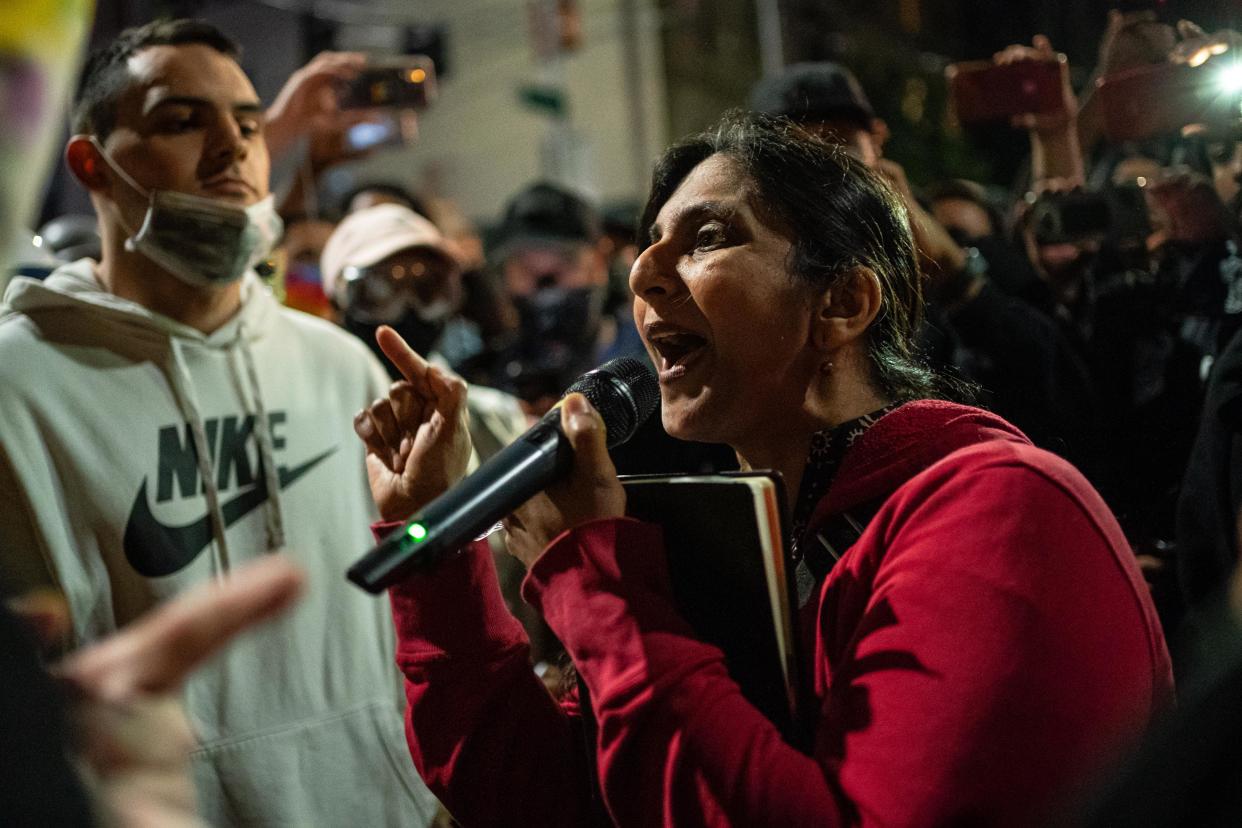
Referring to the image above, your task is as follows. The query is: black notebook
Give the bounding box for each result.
[619,471,807,743]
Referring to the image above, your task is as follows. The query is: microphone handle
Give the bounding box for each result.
[347,416,571,593]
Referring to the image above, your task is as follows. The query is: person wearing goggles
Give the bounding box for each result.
[322,203,463,369]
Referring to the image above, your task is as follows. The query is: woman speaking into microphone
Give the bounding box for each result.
[355,112,1172,827]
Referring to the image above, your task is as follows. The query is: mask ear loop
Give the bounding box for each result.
[82,135,153,244]
[84,135,151,198]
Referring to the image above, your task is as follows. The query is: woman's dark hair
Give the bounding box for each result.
[639,111,938,401]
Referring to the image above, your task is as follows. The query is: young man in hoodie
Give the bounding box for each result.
[0,19,440,826]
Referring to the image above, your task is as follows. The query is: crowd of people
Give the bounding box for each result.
[2,6,1242,826]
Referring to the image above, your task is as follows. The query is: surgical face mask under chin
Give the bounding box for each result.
[92,138,282,287]
[129,191,282,288]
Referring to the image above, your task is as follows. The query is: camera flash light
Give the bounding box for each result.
[1218,62,1242,95]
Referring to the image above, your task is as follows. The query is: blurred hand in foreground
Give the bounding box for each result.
[43,555,305,827]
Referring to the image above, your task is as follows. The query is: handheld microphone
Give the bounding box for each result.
[347,357,659,593]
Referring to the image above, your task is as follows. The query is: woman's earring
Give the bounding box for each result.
[820,360,834,375]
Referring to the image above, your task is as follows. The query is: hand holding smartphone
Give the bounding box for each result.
[947,58,1066,126]
[339,56,437,111]
[1096,58,1242,143]
[336,57,436,155]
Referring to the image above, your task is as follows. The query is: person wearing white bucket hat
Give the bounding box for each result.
[322,203,462,360]
[322,202,528,464]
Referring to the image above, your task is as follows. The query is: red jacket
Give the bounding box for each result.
[388,401,1173,826]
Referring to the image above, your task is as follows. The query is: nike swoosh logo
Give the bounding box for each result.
[123,448,336,577]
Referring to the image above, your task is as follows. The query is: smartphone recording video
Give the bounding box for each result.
[1028,191,1113,246]
[345,115,402,153]
[343,108,422,155]
[340,56,437,110]
[947,59,1064,125]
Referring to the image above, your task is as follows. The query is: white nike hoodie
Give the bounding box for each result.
[0,260,439,826]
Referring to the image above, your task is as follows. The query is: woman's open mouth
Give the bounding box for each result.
[647,325,708,382]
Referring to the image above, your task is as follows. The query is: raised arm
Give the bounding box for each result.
[994,36,1084,189]
[357,326,596,825]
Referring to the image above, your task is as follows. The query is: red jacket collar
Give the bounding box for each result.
[809,400,1030,526]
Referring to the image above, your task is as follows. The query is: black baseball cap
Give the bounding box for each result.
[495,182,601,255]
[749,62,876,129]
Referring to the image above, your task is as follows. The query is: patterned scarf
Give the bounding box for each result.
[790,404,899,607]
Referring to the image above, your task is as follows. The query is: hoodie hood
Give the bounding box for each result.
[3,259,289,570]
[2,258,276,346]
[812,400,1030,525]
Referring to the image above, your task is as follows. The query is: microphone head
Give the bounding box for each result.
[563,357,659,448]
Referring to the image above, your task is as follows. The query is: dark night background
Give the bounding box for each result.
[41,0,1242,223]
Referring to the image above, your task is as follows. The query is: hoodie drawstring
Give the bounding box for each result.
[234,321,286,551]
[162,321,286,576]
[165,338,232,573]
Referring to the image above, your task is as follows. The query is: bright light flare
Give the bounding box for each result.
[1218,61,1242,95]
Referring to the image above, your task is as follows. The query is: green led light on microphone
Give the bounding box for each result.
[407,523,428,542]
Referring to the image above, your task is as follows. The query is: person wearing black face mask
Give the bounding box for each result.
[489,182,637,415]
[486,181,735,477]
[323,201,584,678]
[927,179,1048,301]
